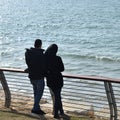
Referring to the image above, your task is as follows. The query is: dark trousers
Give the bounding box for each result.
[31,79,45,111]
[50,88,64,116]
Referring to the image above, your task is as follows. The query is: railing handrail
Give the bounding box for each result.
[0,67,120,83]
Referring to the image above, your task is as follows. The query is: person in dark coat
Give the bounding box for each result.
[25,39,46,115]
[45,44,65,119]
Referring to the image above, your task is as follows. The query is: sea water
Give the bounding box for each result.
[0,0,120,79]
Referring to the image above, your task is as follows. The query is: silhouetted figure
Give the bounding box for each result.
[25,39,46,115]
[45,44,65,119]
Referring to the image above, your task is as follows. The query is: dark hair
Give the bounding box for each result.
[45,44,58,56]
[34,39,42,48]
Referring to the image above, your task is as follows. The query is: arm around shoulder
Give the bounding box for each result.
[58,56,65,72]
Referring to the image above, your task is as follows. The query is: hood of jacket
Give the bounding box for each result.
[45,44,58,56]
[26,47,44,55]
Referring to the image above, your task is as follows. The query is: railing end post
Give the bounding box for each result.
[0,71,11,108]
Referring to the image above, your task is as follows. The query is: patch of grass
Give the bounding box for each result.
[0,110,94,120]
[0,111,38,120]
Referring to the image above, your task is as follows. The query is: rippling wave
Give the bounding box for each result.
[63,53,120,62]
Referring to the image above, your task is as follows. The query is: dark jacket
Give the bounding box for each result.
[25,47,47,79]
[45,44,64,90]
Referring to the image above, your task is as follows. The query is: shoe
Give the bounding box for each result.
[31,110,45,115]
[39,109,46,114]
[54,115,60,119]
[60,113,69,119]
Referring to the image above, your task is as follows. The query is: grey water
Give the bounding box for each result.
[0,0,120,79]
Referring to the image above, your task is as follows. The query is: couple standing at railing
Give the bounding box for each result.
[25,39,66,119]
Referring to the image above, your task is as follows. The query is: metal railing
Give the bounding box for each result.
[0,68,120,120]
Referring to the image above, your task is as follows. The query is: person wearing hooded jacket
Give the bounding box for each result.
[45,44,65,119]
[25,39,46,115]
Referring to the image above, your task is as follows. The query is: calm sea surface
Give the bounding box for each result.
[0,0,120,78]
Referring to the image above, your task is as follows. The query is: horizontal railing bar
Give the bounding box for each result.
[63,103,109,113]
[5,73,28,77]
[7,82,32,87]
[62,93,106,99]
[6,79,30,84]
[62,94,106,100]
[62,91,106,97]
[8,85,32,88]
[65,82,103,89]
[0,68,25,73]
[11,97,33,101]
[65,80,103,84]
[11,92,33,96]
[0,67,120,83]
[5,75,28,79]
[64,85,105,90]
[64,89,105,94]
[64,101,108,108]
[63,74,120,83]
[63,101,108,109]
[11,96,33,100]
[62,97,108,105]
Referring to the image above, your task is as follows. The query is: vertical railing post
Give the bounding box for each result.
[0,71,11,108]
[109,82,117,120]
[104,82,117,120]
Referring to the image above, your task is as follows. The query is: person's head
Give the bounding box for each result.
[45,44,58,56]
[34,39,42,48]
